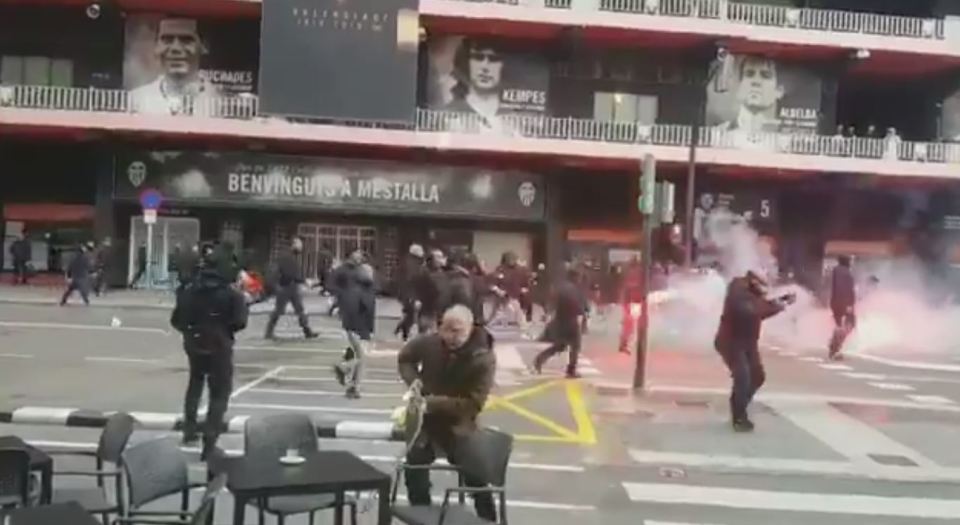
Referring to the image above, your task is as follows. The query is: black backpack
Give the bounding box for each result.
[172,280,234,355]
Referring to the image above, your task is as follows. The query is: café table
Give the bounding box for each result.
[225,450,391,525]
[0,436,53,504]
[4,502,99,525]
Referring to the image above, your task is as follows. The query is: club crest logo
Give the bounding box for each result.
[518,182,536,207]
[128,161,147,188]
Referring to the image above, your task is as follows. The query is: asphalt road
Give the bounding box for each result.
[2,302,960,524]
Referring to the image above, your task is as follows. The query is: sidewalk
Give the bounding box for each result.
[0,284,404,318]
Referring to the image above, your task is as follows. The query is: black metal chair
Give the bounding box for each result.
[391,428,513,525]
[119,437,207,524]
[49,412,136,524]
[243,413,357,525]
[0,448,32,511]
[113,473,226,525]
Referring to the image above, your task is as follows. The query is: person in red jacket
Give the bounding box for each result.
[618,258,645,354]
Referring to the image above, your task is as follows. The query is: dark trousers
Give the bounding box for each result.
[60,278,90,305]
[417,311,437,335]
[183,350,234,445]
[535,320,581,372]
[395,300,416,340]
[405,435,496,521]
[830,308,856,357]
[93,268,108,296]
[265,285,312,337]
[129,263,146,288]
[720,345,766,421]
[12,260,28,284]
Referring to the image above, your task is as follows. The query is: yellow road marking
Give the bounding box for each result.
[485,378,598,445]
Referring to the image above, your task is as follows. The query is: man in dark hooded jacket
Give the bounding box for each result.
[395,244,424,341]
[397,305,497,521]
[60,245,93,306]
[265,237,318,340]
[829,255,856,360]
[171,244,248,456]
[333,251,377,399]
[715,271,793,432]
[533,268,586,378]
[438,251,486,327]
[414,249,449,334]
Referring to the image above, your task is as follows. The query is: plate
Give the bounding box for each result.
[279,455,306,466]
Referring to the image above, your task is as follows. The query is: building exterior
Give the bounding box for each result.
[3,0,960,293]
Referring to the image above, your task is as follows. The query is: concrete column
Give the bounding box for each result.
[545,180,567,287]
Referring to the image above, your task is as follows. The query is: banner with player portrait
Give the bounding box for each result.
[426,35,550,129]
[123,14,259,115]
[706,54,823,138]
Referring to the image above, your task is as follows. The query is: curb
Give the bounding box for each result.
[0,407,404,442]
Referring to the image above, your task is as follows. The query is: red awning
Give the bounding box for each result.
[3,203,95,223]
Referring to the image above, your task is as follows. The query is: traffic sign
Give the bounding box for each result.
[139,189,164,210]
[143,209,158,225]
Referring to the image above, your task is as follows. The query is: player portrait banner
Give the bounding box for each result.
[123,14,259,115]
[706,54,823,137]
[258,0,419,123]
[113,151,545,221]
[426,35,550,128]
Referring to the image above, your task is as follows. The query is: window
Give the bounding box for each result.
[593,92,659,124]
[0,55,73,86]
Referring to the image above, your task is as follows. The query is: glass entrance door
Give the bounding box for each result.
[296,223,376,280]
[129,216,200,289]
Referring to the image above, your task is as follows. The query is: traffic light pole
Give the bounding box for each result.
[634,154,656,391]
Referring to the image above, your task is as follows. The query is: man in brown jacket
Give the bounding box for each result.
[397,304,497,520]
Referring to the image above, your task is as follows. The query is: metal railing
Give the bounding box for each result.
[441,0,945,40]
[5,84,960,169]
[727,2,944,39]
[600,0,722,18]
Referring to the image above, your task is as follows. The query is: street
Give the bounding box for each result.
[1,296,960,524]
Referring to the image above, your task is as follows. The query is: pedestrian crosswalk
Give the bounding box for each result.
[624,482,960,520]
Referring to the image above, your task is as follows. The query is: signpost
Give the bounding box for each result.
[139,189,163,289]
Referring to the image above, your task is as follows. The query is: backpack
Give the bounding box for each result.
[172,280,234,355]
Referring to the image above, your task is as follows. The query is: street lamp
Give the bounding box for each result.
[684,45,727,269]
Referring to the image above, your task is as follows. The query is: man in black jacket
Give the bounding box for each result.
[414,249,449,334]
[170,244,248,456]
[397,305,497,521]
[829,255,856,360]
[60,245,93,306]
[394,244,424,341]
[533,268,586,378]
[438,250,486,327]
[264,237,318,340]
[714,271,794,432]
[9,234,31,285]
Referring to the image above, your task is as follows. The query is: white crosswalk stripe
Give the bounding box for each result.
[868,382,916,391]
[623,482,960,519]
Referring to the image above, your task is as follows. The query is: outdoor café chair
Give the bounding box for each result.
[0,448,32,511]
[391,427,513,525]
[243,413,358,525]
[113,473,226,525]
[119,437,208,523]
[49,412,135,524]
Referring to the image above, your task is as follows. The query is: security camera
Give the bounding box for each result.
[716,46,729,61]
[854,48,870,60]
[86,3,101,19]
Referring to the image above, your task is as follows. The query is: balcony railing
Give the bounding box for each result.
[4,84,960,168]
[727,2,944,39]
[445,0,946,40]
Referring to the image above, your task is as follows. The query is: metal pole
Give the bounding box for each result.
[684,97,704,269]
[145,222,154,289]
[634,154,656,391]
